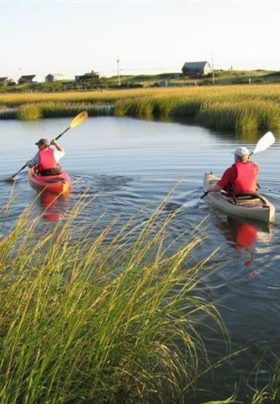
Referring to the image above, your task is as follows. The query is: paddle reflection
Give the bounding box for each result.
[39,190,71,221]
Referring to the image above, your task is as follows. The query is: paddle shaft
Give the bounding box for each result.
[54,127,70,142]
[201,191,209,199]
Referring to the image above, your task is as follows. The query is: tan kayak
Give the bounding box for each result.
[203,172,275,223]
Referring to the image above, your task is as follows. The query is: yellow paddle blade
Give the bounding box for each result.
[70,111,88,128]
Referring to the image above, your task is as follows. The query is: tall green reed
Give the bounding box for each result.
[0,199,225,403]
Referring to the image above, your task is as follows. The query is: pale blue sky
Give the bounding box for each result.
[1,0,280,79]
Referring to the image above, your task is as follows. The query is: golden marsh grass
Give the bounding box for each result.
[1,85,280,133]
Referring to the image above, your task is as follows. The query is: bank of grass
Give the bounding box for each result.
[16,102,113,120]
[0,199,226,403]
[1,85,280,134]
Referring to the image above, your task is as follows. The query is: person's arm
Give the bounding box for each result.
[50,139,64,153]
[208,167,235,193]
[27,153,39,167]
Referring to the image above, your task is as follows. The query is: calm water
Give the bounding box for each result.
[1,117,280,401]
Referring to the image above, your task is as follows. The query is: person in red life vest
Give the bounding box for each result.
[27,138,65,176]
[207,146,259,195]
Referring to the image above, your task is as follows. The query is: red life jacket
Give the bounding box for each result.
[37,148,59,171]
[232,161,258,194]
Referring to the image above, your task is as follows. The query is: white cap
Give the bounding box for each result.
[234,146,250,157]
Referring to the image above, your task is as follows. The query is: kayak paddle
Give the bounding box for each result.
[6,111,88,182]
[250,131,275,155]
[183,131,275,208]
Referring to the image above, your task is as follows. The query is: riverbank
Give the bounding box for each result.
[0,85,280,135]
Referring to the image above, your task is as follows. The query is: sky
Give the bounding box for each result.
[1,0,280,79]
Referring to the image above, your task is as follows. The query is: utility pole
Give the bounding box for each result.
[117,57,121,86]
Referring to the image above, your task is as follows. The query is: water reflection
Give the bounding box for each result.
[39,190,71,222]
[217,215,271,270]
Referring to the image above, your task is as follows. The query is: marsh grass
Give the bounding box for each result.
[1,85,280,133]
[0,198,225,403]
[16,102,113,121]
[249,353,280,403]
[17,104,43,120]
[113,86,280,134]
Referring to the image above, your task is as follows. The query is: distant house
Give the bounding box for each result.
[75,71,99,83]
[18,75,44,84]
[45,73,73,82]
[182,61,212,76]
[0,77,15,86]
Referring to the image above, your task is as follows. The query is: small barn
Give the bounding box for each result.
[182,61,212,76]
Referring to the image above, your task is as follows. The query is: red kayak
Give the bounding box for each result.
[28,167,72,195]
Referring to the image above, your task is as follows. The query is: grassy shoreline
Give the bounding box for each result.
[0,85,280,134]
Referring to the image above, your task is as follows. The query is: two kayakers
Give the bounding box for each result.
[207,146,259,195]
[27,138,65,176]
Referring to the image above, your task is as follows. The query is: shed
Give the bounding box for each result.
[182,61,212,76]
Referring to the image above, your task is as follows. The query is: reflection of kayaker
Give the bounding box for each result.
[228,218,270,274]
[231,220,257,267]
[40,191,62,222]
[217,216,270,269]
[235,222,257,252]
[39,190,71,222]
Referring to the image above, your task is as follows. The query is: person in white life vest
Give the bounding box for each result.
[208,146,259,195]
[27,138,65,176]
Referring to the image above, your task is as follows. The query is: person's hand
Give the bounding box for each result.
[27,160,33,168]
[50,139,55,145]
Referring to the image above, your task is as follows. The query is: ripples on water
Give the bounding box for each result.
[1,117,280,401]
